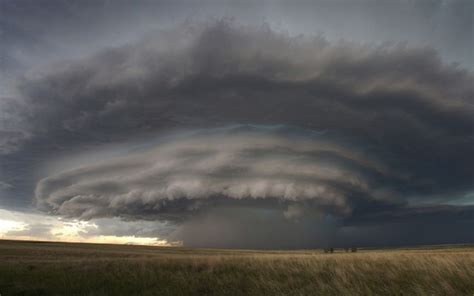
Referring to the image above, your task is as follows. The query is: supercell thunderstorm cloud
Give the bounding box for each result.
[1,1,473,248]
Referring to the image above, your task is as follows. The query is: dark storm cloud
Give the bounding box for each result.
[32,124,474,248]
[168,206,339,249]
[335,205,474,247]
[1,14,473,247]
[34,125,382,219]
[8,21,473,191]
[2,0,472,74]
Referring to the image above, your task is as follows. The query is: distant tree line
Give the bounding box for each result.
[323,247,357,253]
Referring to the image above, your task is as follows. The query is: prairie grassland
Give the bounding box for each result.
[0,240,473,296]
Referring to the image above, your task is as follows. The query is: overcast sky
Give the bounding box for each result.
[0,0,473,248]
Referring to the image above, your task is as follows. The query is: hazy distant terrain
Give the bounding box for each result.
[0,240,473,296]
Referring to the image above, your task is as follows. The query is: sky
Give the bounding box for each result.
[0,0,473,248]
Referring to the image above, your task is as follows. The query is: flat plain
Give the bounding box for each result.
[0,239,473,296]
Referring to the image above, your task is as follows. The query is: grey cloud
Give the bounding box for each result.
[0,181,13,190]
[335,209,474,248]
[82,218,175,239]
[1,20,473,247]
[6,223,54,239]
[8,21,473,192]
[36,126,377,220]
[33,125,474,247]
[170,204,474,249]
[2,0,472,77]
[168,206,339,249]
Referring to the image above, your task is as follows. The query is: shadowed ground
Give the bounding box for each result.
[0,240,473,295]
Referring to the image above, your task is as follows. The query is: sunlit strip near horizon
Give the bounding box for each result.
[0,209,176,246]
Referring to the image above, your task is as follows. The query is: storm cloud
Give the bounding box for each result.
[35,125,383,219]
[1,17,474,247]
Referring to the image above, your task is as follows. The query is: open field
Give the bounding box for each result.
[0,240,473,296]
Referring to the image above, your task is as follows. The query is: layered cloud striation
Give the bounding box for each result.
[35,125,392,219]
[2,21,473,247]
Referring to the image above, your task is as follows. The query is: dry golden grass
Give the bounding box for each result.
[0,240,473,295]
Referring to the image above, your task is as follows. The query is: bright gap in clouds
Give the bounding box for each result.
[0,219,27,235]
[0,209,175,246]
